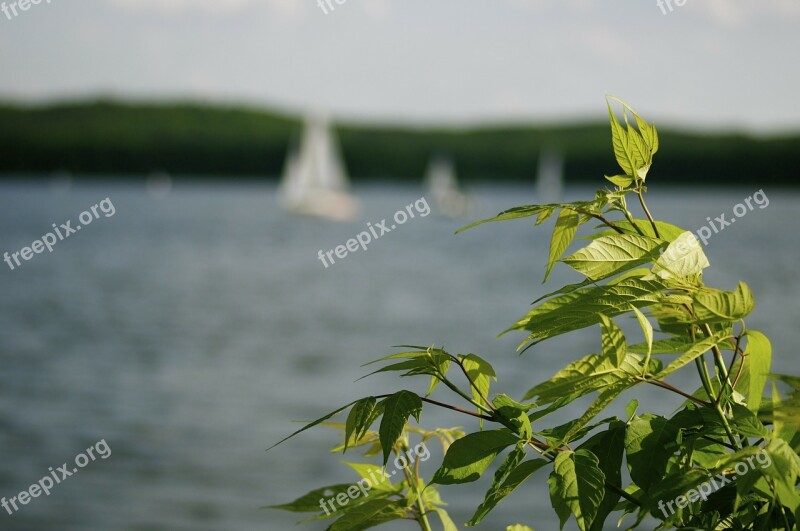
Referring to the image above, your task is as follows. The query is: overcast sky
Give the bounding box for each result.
[1,0,798,132]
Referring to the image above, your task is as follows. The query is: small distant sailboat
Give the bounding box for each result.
[424,156,470,218]
[536,149,564,203]
[278,113,359,221]
[146,170,172,198]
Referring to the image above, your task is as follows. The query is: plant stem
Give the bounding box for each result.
[398,443,433,531]
[636,189,660,238]
[583,211,625,234]
[375,394,494,421]
[694,355,740,449]
[621,202,647,236]
[639,377,711,407]
[440,377,495,415]
[454,358,497,413]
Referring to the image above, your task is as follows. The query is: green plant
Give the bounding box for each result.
[269,98,800,530]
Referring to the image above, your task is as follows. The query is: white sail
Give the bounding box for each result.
[424,156,470,218]
[279,112,359,221]
[536,149,564,203]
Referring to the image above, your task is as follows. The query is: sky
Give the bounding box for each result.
[0,0,799,132]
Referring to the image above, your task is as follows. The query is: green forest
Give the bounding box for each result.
[1,100,798,184]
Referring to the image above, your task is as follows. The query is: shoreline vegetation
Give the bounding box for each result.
[1,100,798,185]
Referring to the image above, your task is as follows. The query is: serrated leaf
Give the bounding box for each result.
[509,277,666,349]
[378,391,422,466]
[468,453,548,526]
[461,353,496,412]
[590,220,685,242]
[650,231,709,280]
[744,330,771,413]
[693,282,755,323]
[328,498,403,531]
[267,484,355,513]
[605,174,634,188]
[651,332,728,380]
[456,204,556,233]
[431,429,519,485]
[434,508,459,531]
[629,306,653,370]
[268,400,361,450]
[607,100,636,177]
[523,351,645,403]
[563,234,666,281]
[579,421,627,531]
[493,395,533,439]
[546,209,582,281]
[629,336,695,355]
[599,315,626,367]
[624,414,681,491]
[548,449,606,531]
[562,378,636,443]
[344,398,379,453]
[341,462,394,491]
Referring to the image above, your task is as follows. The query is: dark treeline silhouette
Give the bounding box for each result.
[1,100,798,185]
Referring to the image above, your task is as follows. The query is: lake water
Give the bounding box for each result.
[0,181,797,530]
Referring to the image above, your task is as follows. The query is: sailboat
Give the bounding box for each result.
[536,148,564,203]
[278,112,360,221]
[424,156,470,218]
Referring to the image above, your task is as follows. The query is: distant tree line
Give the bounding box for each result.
[0,100,797,185]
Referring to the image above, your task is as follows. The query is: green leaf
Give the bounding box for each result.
[434,508,459,531]
[649,231,710,280]
[607,99,637,177]
[328,498,403,531]
[545,209,582,281]
[629,336,695,355]
[624,414,681,491]
[468,454,548,526]
[523,351,645,403]
[268,399,361,450]
[579,421,627,531]
[599,315,626,367]
[548,449,606,531]
[562,233,666,281]
[378,391,422,466]
[456,204,557,233]
[509,277,666,349]
[344,397,379,453]
[562,378,636,442]
[651,332,728,380]
[461,353,496,412]
[341,462,395,491]
[590,220,685,242]
[267,484,355,513]
[605,174,634,188]
[493,394,533,439]
[630,306,653,370]
[745,330,772,413]
[506,526,535,531]
[692,282,755,323]
[431,429,519,485]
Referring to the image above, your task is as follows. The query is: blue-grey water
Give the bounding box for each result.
[0,181,797,531]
